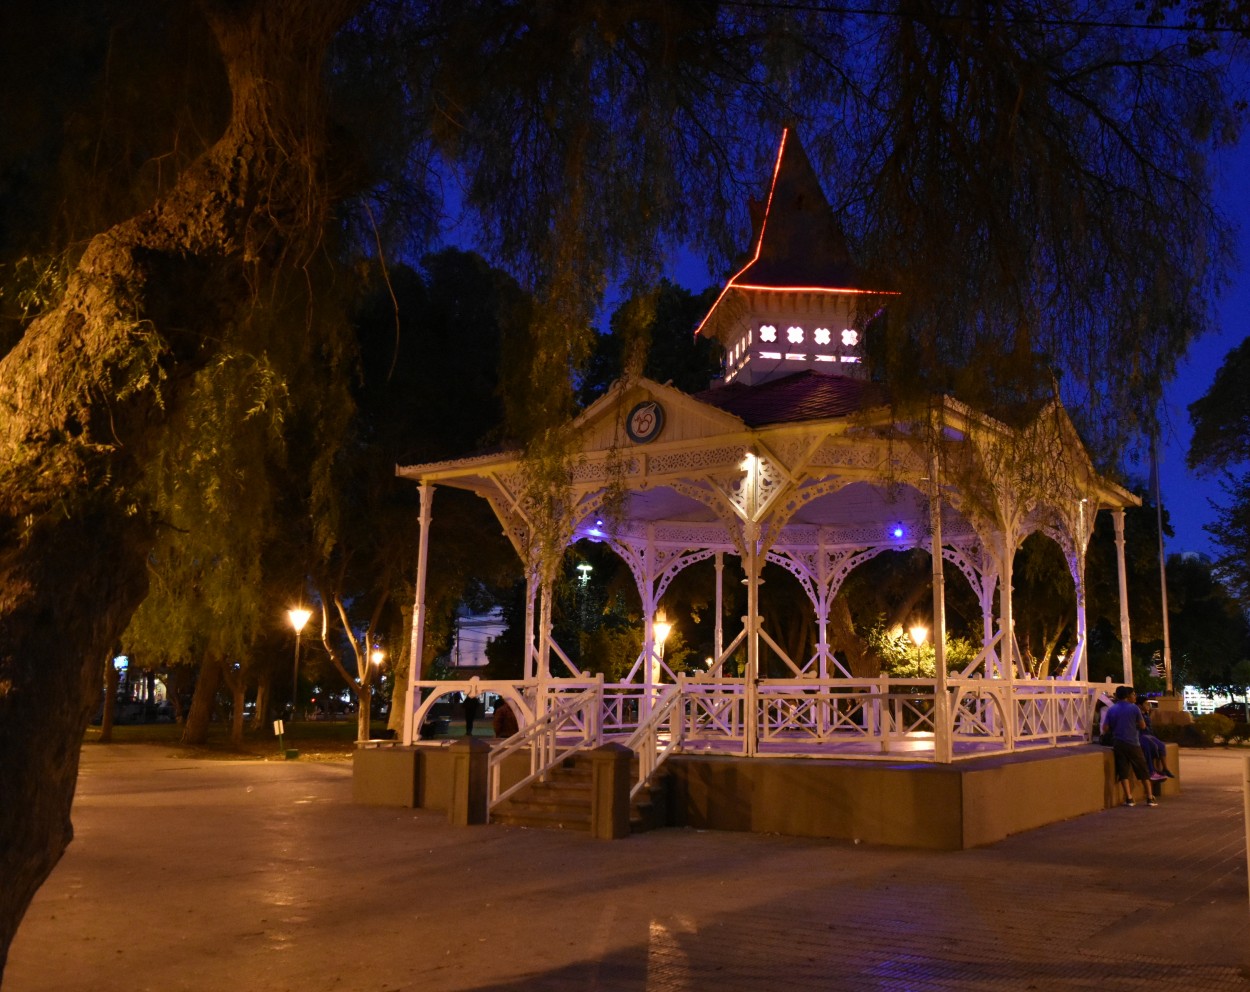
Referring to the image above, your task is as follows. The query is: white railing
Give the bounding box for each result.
[468,675,1102,769]
[623,681,686,801]
[487,685,601,810]
[683,680,748,749]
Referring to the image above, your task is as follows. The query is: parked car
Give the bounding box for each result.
[1215,701,1250,721]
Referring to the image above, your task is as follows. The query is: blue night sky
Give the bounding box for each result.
[1153,131,1249,558]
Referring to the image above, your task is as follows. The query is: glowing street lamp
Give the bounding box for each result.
[909,624,929,647]
[654,614,672,657]
[288,607,312,717]
[370,648,385,667]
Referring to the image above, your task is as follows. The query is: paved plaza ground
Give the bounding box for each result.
[5,744,1249,992]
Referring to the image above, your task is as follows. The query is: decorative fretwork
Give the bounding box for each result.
[647,444,748,476]
[569,454,642,485]
[764,549,819,609]
[941,541,997,605]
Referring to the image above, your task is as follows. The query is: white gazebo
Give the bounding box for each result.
[387,130,1142,842]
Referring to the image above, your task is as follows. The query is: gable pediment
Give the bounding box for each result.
[572,377,749,457]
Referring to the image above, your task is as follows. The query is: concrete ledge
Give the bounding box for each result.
[1097,741,1181,804]
[352,746,420,807]
[353,742,531,812]
[666,745,1179,850]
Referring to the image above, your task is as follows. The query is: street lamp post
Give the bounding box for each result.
[288,607,312,719]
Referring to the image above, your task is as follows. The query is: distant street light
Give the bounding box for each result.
[909,624,929,647]
[653,611,673,685]
[288,607,312,718]
[576,561,593,585]
[370,648,385,667]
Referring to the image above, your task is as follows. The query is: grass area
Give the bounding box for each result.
[81,718,494,761]
[83,719,382,761]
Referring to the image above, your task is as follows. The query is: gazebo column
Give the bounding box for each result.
[536,576,554,715]
[523,569,538,681]
[998,535,1017,748]
[744,520,761,757]
[816,529,830,680]
[403,482,434,745]
[1112,508,1133,685]
[929,455,952,763]
[980,589,996,676]
[714,552,724,663]
[1073,565,1089,681]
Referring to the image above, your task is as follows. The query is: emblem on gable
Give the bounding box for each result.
[625,400,665,444]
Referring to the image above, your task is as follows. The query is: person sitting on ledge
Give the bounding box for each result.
[1138,697,1173,782]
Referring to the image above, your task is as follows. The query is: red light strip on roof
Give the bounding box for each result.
[693,129,791,338]
[693,130,897,338]
[731,283,899,295]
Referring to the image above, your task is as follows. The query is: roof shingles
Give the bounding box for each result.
[694,370,886,427]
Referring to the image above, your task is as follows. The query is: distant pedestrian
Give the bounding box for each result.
[1101,686,1157,807]
[492,698,518,738]
[462,692,480,736]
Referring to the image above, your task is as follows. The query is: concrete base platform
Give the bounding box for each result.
[352,741,1180,849]
[666,743,1180,849]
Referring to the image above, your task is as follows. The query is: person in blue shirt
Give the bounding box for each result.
[1100,685,1158,807]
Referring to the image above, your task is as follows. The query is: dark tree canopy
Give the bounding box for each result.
[1188,335,1250,605]
[1188,335,1250,472]
[0,0,1245,977]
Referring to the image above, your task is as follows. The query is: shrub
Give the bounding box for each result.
[1229,721,1250,746]
[1191,712,1235,747]
[1151,722,1183,743]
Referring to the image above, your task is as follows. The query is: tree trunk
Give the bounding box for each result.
[98,657,120,744]
[357,686,372,743]
[0,4,358,971]
[388,655,408,738]
[829,597,881,678]
[182,657,222,747]
[230,684,246,746]
[250,678,269,731]
[218,659,247,747]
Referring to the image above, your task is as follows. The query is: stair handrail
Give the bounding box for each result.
[624,678,686,801]
[488,685,601,810]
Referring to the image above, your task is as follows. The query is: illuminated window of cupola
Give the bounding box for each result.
[787,325,804,343]
[759,324,777,343]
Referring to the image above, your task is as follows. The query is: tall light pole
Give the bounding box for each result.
[288,607,312,718]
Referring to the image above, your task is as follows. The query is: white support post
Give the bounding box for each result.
[1000,538,1015,694]
[538,579,553,682]
[1074,499,1090,682]
[714,552,724,664]
[403,483,434,745]
[929,448,951,763]
[1074,567,1089,681]
[816,529,830,680]
[745,519,760,758]
[1113,509,1133,686]
[523,570,538,681]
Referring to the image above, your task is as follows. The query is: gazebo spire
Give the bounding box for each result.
[696,128,893,387]
[736,128,861,291]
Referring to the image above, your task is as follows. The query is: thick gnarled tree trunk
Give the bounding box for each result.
[0,1,356,975]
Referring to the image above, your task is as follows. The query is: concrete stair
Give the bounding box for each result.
[491,756,594,831]
[490,752,670,835]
